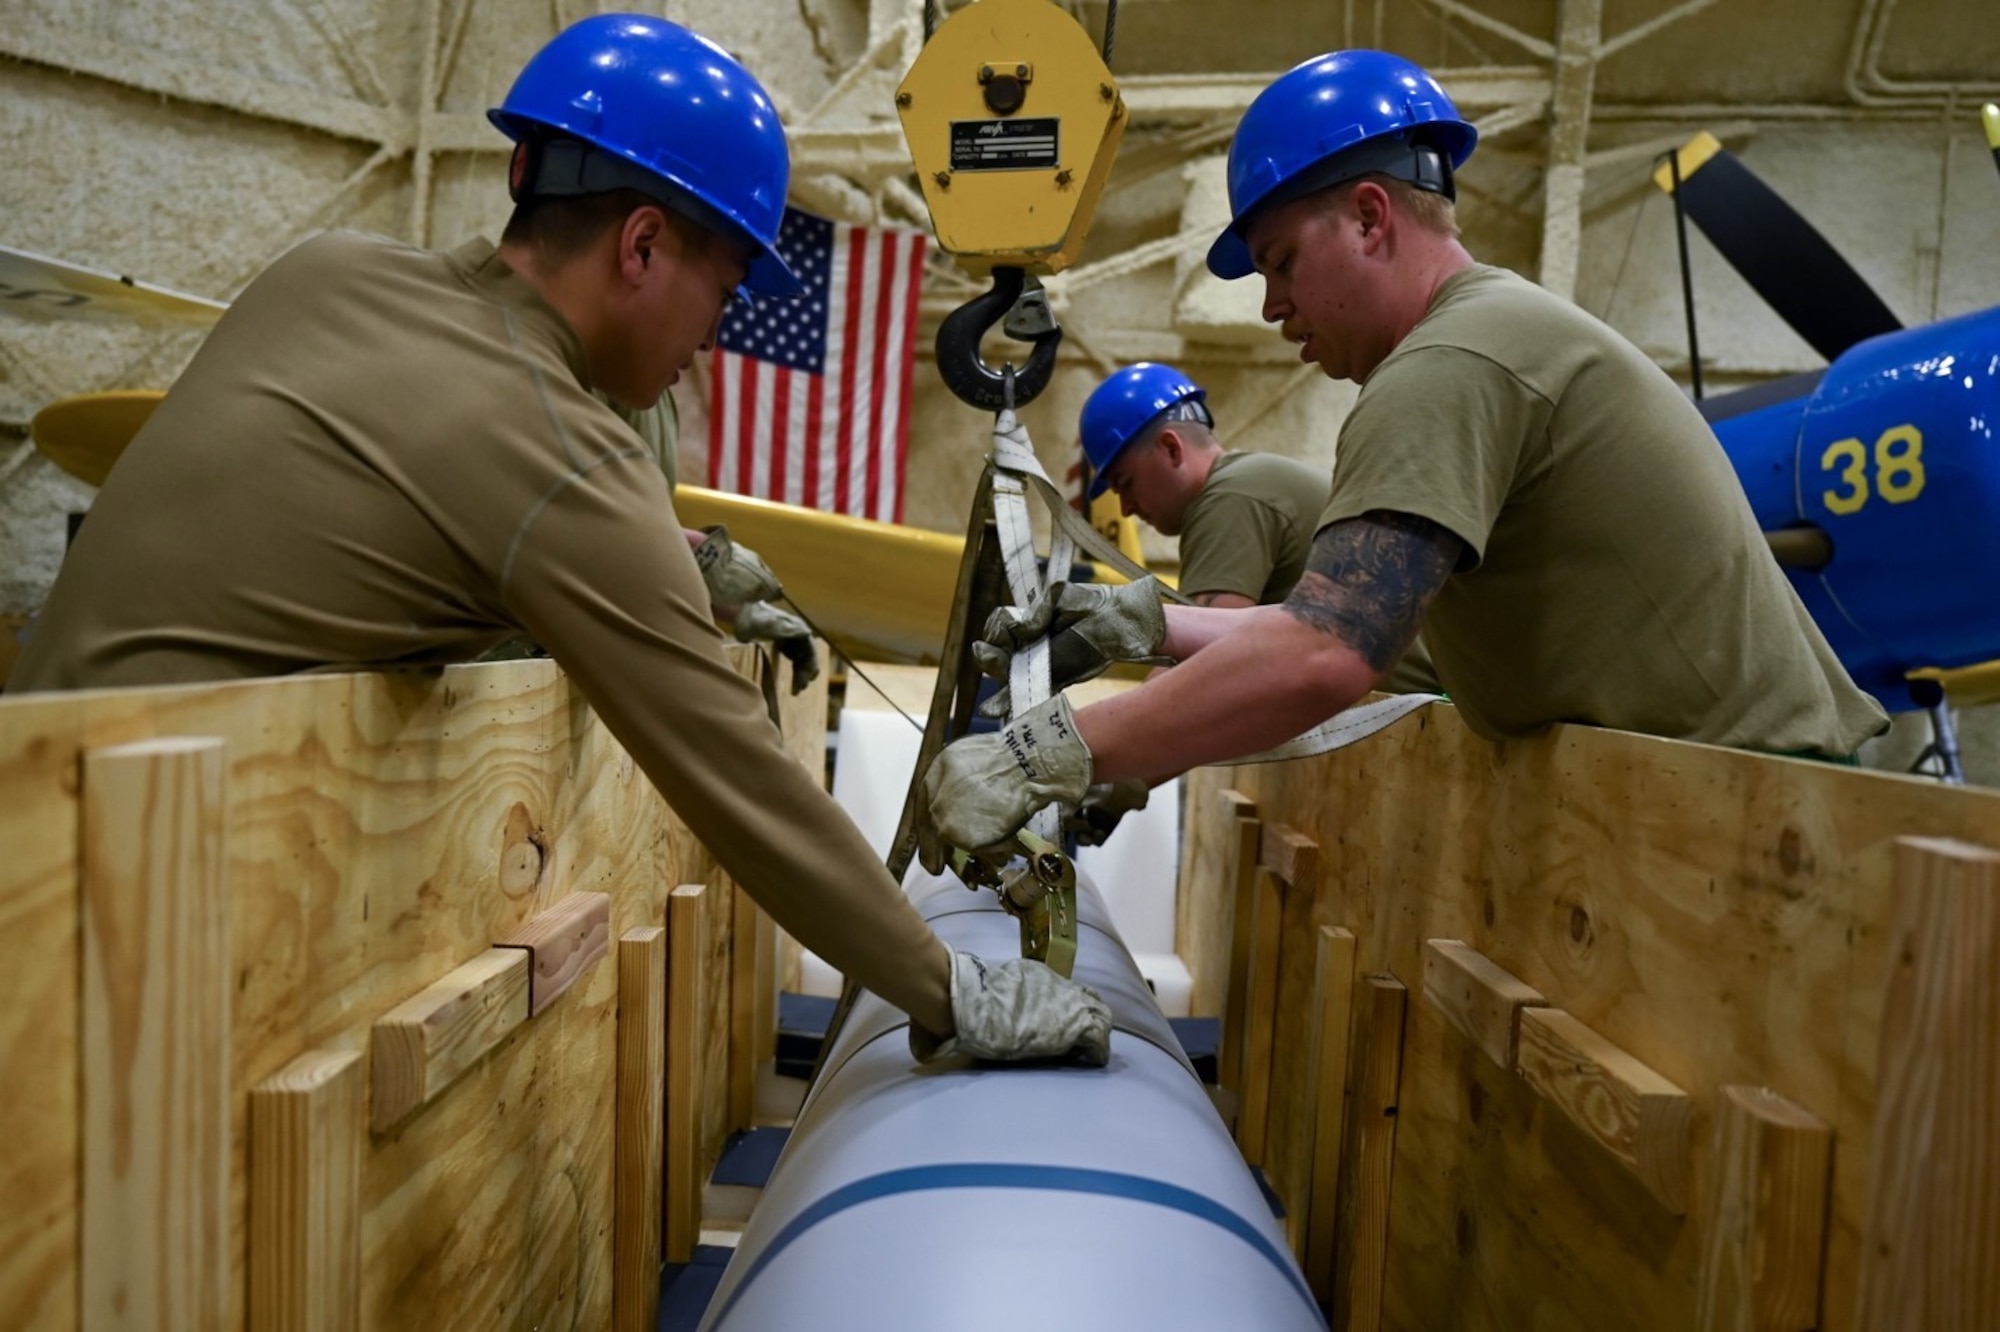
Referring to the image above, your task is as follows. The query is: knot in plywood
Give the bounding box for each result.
[500,802,545,896]
[1777,825,1814,878]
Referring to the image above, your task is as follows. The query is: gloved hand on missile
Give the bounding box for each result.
[1064,778,1151,847]
[910,947,1112,1066]
[916,694,1093,875]
[974,577,1169,718]
[731,600,821,694]
[693,524,784,607]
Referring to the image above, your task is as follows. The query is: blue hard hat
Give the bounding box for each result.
[1206,50,1478,281]
[1081,364,1211,499]
[489,14,802,298]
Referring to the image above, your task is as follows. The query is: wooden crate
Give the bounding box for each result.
[0,649,813,1331]
[1182,704,2000,1331]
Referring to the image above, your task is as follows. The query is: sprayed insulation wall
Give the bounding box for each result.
[4,0,2000,762]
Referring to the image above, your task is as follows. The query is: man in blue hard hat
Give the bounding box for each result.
[1014,360,1442,845]
[918,49,1887,869]
[14,14,1110,1066]
[1084,364,1286,607]
[1077,361,1437,691]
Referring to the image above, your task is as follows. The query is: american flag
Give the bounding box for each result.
[708,207,927,523]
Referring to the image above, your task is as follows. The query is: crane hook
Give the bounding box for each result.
[934,265,1064,412]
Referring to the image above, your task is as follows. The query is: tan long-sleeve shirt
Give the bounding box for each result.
[13,231,951,1034]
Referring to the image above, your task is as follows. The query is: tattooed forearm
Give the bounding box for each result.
[1284,510,1463,672]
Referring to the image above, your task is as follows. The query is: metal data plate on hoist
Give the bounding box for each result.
[895,0,1125,276]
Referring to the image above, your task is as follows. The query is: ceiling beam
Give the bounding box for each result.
[1538,0,1602,301]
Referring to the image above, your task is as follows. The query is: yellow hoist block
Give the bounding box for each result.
[895,0,1125,277]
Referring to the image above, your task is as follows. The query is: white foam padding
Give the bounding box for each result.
[829,708,957,896]
[1073,775,1181,957]
[798,949,845,999]
[830,708,921,860]
[1134,952,1194,1019]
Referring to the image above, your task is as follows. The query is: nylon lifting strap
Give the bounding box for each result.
[987,407,1171,598]
[1214,689,1441,766]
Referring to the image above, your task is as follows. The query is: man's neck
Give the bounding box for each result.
[1356,238,1476,383]
[1406,241,1476,326]
[499,237,611,372]
[1187,441,1226,492]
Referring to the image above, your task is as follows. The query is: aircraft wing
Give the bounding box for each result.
[0,243,226,329]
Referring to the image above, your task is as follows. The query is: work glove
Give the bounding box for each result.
[693,524,783,607]
[917,694,1093,875]
[910,948,1112,1066]
[974,577,1169,719]
[731,601,821,694]
[1064,778,1151,847]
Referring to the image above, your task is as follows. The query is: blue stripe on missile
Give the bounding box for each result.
[704,1162,1327,1328]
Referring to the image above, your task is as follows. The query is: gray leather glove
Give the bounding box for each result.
[731,601,821,694]
[917,694,1093,875]
[975,577,1168,718]
[910,948,1112,1066]
[693,524,783,606]
[1064,778,1151,847]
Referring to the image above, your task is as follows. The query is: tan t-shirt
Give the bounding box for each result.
[12,231,951,1034]
[1180,450,1442,693]
[610,395,681,492]
[1319,263,1887,754]
[1178,451,1326,604]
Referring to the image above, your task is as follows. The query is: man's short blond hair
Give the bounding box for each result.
[1319,173,1461,239]
[1135,411,1219,456]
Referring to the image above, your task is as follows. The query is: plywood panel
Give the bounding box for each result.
[760,643,828,1066]
[1240,702,2000,1332]
[1177,770,1259,1024]
[0,644,813,1330]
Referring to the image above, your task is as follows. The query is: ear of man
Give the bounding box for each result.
[1154,419,1220,473]
[623,205,752,291]
[1348,179,1392,243]
[617,203,674,283]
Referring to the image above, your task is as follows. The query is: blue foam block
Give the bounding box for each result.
[658,1244,732,1332]
[710,1126,792,1189]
